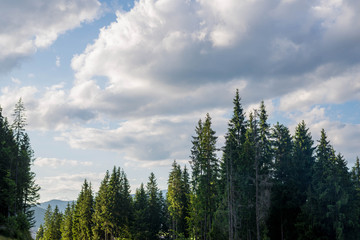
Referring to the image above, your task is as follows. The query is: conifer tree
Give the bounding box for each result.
[61,202,75,240]
[0,107,17,220]
[181,165,191,238]
[36,224,44,240]
[351,157,360,190]
[147,172,163,239]
[42,205,62,240]
[254,102,272,240]
[219,89,247,240]
[92,171,110,239]
[189,113,219,240]
[10,99,39,227]
[72,179,94,240]
[133,183,149,240]
[268,123,293,240]
[298,129,357,239]
[167,161,184,239]
[167,161,190,239]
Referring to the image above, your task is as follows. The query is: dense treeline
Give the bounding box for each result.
[37,90,360,240]
[0,99,40,239]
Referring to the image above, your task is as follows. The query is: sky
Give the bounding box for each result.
[1,0,360,202]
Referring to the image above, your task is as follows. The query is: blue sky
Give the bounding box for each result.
[1,0,360,202]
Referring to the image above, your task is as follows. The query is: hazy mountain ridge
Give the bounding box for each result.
[31,199,73,237]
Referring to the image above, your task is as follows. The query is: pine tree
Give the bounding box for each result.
[61,202,75,240]
[147,172,163,239]
[11,99,40,227]
[189,113,219,240]
[254,102,272,240]
[36,224,44,240]
[351,157,360,191]
[181,165,191,238]
[42,205,62,240]
[133,183,149,240]
[0,107,17,220]
[92,170,111,240]
[72,179,94,240]
[167,161,184,239]
[219,89,247,240]
[298,129,358,239]
[167,161,190,239]
[268,123,293,240]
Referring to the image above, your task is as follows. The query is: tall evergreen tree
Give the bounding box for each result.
[351,157,360,191]
[219,89,247,240]
[167,161,184,239]
[42,205,62,240]
[0,100,39,238]
[11,99,40,225]
[36,224,44,240]
[147,172,163,239]
[0,107,17,220]
[298,129,358,239]
[167,161,190,239]
[268,123,293,240]
[72,179,94,240]
[61,202,75,240]
[133,183,149,240]
[189,113,219,240]
[254,102,272,240]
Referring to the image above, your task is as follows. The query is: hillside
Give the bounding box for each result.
[31,200,73,238]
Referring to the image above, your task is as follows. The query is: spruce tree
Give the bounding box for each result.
[189,113,219,240]
[255,102,272,240]
[298,129,358,239]
[147,172,163,239]
[167,161,184,239]
[72,179,94,240]
[61,202,75,240]
[92,171,110,239]
[268,123,293,240]
[219,89,247,240]
[9,99,39,229]
[167,161,190,239]
[133,183,149,240]
[36,224,44,240]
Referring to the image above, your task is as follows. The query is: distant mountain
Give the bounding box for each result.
[39,199,75,213]
[31,199,73,238]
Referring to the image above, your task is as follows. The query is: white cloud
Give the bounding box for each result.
[36,172,104,201]
[2,0,360,168]
[35,157,93,168]
[279,64,360,111]
[0,0,101,72]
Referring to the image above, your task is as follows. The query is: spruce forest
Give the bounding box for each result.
[1,91,360,240]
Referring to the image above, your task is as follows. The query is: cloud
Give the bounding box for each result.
[279,64,360,111]
[70,0,360,116]
[36,172,104,201]
[2,0,360,167]
[0,0,101,73]
[35,157,93,168]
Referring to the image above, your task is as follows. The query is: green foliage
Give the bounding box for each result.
[167,161,190,239]
[72,179,94,240]
[189,113,220,240]
[133,183,149,240]
[0,100,39,239]
[61,202,74,240]
[11,92,360,240]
